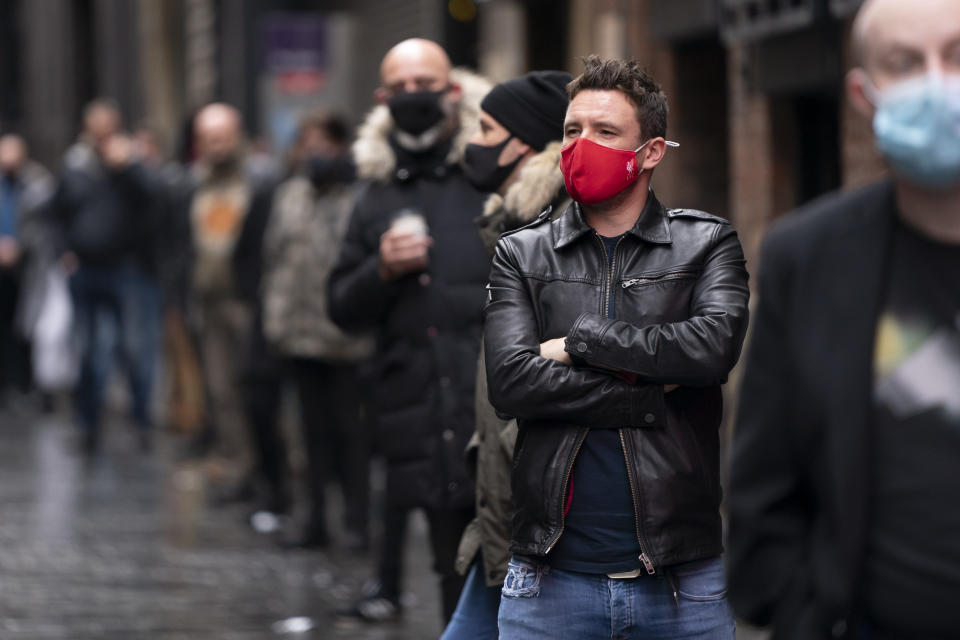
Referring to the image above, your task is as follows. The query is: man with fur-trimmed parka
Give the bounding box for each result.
[327,39,492,624]
[441,70,572,640]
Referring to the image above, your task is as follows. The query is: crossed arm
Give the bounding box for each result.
[483,226,750,425]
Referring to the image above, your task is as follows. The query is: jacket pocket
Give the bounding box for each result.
[501,556,548,598]
[620,269,698,289]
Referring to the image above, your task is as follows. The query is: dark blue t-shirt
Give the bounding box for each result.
[548,234,642,574]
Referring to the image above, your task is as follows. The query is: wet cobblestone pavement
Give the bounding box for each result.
[0,407,442,640]
[0,404,770,640]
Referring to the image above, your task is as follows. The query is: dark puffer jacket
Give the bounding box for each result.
[328,69,493,509]
[51,143,157,268]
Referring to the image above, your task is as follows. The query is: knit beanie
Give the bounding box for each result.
[480,70,572,152]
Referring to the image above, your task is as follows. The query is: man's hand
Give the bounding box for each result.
[378,228,433,281]
[540,338,681,389]
[540,337,572,365]
[0,237,20,268]
[99,134,134,170]
[60,251,79,275]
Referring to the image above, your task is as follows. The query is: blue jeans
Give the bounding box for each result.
[126,269,161,428]
[70,265,160,433]
[498,555,735,640]
[440,557,501,640]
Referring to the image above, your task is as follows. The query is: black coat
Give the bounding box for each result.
[484,195,750,571]
[50,158,157,268]
[727,181,898,640]
[328,149,489,510]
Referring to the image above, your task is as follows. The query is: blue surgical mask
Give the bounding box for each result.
[867,73,960,189]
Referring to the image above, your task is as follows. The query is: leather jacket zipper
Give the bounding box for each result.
[597,233,657,575]
[545,429,588,554]
[620,429,657,575]
[621,272,695,289]
[595,234,626,317]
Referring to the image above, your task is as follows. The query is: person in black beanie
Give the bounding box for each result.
[462,70,572,252]
[442,70,572,640]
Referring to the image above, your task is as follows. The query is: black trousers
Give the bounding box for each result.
[290,357,370,536]
[243,370,288,511]
[0,269,28,396]
[378,502,474,624]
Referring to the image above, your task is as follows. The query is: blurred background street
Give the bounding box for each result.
[0,399,448,639]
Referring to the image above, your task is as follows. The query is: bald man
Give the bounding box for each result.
[328,40,492,623]
[176,102,284,505]
[727,1,960,637]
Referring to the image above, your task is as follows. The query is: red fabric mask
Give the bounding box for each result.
[560,137,678,205]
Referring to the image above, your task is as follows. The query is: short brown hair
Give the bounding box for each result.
[567,55,668,141]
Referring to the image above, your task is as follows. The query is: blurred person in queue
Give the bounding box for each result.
[727,1,960,638]
[0,134,54,404]
[261,112,374,549]
[181,103,281,508]
[51,99,159,453]
[441,69,572,640]
[483,56,749,639]
[327,38,491,623]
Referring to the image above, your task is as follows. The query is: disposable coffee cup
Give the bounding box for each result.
[391,209,429,236]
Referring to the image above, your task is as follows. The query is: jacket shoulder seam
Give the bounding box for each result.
[498,208,552,240]
[667,208,729,225]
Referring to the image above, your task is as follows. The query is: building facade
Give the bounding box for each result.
[0,0,883,260]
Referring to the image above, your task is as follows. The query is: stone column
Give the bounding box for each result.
[478,0,526,83]
[138,0,183,151]
[93,0,144,125]
[19,0,78,168]
[185,0,218,112]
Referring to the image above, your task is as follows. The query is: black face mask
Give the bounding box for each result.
[387,89,448,135]
[308,153,356,190]
[462,135,521,193]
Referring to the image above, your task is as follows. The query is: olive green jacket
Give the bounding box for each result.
[456,141,569,586]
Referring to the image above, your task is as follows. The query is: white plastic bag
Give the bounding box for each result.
[32,266,78,391]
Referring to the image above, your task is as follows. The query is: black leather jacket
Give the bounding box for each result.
[483,193,749,573]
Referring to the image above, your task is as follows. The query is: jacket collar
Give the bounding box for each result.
[553,190,671,250]
[351,68,492,184]
[481,141,566,224]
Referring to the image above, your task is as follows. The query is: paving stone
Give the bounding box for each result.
[0,410,442,639]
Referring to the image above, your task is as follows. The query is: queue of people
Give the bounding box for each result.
[1,0,958,636]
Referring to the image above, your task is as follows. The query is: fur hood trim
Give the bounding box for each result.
[482,141,565,223]
[353,68,492,183]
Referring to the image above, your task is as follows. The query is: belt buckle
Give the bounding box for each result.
[606,567,644,579]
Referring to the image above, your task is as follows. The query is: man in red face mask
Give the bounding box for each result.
[483,56,750,639]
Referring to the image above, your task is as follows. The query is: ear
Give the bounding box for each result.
[640,138,667,171]
[846,68,875,120]
[374,87,389,105]
[513,138,532,158]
